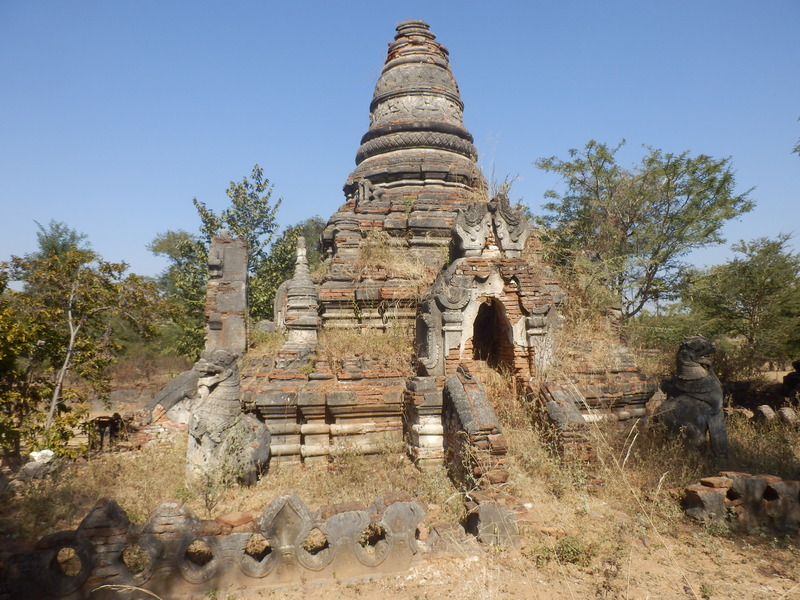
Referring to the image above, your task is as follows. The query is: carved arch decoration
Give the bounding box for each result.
[490,192,531,257]
[434,274,471,311]
[453,202,491,257]
[259,493,314,568]
[4,495,427,598]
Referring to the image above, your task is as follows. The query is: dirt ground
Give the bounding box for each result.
[206,512,800,600]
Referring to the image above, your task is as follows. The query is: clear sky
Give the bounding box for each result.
[1,1,798,278]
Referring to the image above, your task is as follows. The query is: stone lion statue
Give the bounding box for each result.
[656,335,729,456]
[186,349,270,485]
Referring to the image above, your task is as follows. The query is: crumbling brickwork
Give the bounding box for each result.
[205,234,247,355]
[443,366,509,488]
[683,472,800,531]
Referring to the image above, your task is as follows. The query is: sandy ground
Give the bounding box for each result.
[210,525,800,600]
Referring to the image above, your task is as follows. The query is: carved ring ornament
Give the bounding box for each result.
[356,131,477,163]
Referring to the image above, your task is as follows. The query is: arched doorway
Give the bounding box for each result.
[471,298,514,371]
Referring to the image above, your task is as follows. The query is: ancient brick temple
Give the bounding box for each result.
[0,21,662,600]
[241,20,655,471]
[319,19,485,329]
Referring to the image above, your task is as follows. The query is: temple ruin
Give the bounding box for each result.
[2,20,661,599]
[242,19,656,473]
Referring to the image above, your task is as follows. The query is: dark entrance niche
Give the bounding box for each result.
[472,298,514,371]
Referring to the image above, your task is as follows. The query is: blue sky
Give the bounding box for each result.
[1,1,798,278]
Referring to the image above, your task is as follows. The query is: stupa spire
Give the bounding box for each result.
[345,19,483,199]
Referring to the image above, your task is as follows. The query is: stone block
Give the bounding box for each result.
[255,391,297,407]
[700,476,733,489]
[465,502,519,546]
[326,391,358,406]
[215,511,254,528]
[297,391,326,406]
[682,484,726,521]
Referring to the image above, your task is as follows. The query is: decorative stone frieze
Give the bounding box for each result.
[1,495,425,599]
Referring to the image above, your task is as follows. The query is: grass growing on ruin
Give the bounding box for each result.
[480,361,800,536]
[357,230,445,291]
[476,363,800,600]
[247,330,286,356]
[317,325,415,374]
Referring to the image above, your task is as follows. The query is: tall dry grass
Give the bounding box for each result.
[1,434,466,543]
[357,230,444,290]
[317,326,415,374]
[1,439,188,541]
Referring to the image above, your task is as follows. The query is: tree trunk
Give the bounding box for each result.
[45,294,80,431]
[45,330,77,430]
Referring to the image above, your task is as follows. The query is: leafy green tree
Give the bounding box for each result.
[1,230,163,454]
[147,229,197,293]
[684,235,800,376]
[195,165,281,262]
[32,219,91,258]
[150,166,294,357]
[194,165,282,319]
[0,272,48,457]
[147,230,207,357]
[535,140,754,319]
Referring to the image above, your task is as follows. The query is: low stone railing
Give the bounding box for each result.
[2,493,425,600]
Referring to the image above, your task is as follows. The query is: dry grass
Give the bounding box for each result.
[1,439,188,541]
[550,295,626,376]
[218,448,465,523]
[247,330,286,357]
[0,434,465,543]
[480,366,589,500]
[109,349,192,387]
[317,326,415,374]
[5,357,800,599]
[357,230,443,291]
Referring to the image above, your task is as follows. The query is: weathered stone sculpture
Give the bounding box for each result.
[187,349,270,484]
[657,335,729,455]
[149,368,201,414]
